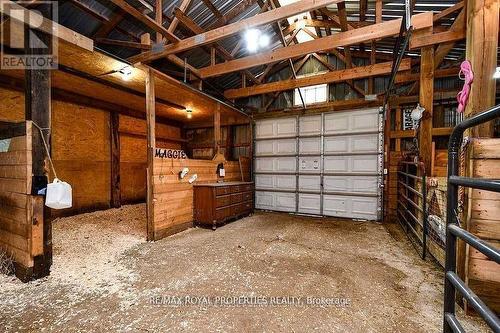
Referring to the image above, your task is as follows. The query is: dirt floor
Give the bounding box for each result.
[0,204,490,332]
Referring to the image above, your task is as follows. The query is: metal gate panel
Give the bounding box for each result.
[299,194,321,215]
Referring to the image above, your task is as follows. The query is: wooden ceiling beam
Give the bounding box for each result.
[109,0,179,43]
[168,0,192,33]
[95,38,151,50]
[128,0,343,64]
[433,1,464,22]
[172,7,260,84]
[433,8,466,68]
[200,0,223,19]
[197,12,433,78]
[224,58,411,99]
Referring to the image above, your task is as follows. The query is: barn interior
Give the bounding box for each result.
[0,0,499,332]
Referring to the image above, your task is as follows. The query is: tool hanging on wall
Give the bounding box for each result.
[456,60,474,113]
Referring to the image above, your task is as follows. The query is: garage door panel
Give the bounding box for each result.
[299,156,321,172]
[324,108,379,135]
[323,195,378,220]
[351,155,378,173]
[299,175,320,191]
[275,157,296,172]
[256,191,295,212]
[323,156,349,173]
[255,174,274,189]
[255,117,296,139]
[255,139,296,156]
[276,118,297,137]
[324,136,348,153]
[299,115,321,135]
[255,158,274,172]
[299,194,321,215]
[276,175,296,190]
[324,155,378,173]
[352,135,379,152]
[299,137,320,154]
[324,176,378,193]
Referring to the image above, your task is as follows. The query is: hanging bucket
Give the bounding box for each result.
[45,178,73,209]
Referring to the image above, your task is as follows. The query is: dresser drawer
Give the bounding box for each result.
[242,191,253,202]
[231,203,243,216]
[230,185,242,193]
[231,193,243,204]
[241,200,253,212]
[216,195,231,208]
[216,186,231,196]
[216,207,231,220]
[242,184,253,192]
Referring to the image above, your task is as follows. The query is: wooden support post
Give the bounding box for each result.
[145,68,156,241]
[155,0,163,43]
[214,103,221,156]
[24,5,52,279]
[395,107,402,152]
[418,46,434,174]
[110,111,121,208]
[464,0,499,137]
[225,125,233,160]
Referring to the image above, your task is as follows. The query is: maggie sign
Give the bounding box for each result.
[155,148,188,159]
[1,1,58,70]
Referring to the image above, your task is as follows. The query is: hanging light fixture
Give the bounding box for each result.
[186,109,193,119]
[119,66,133,81]
[493,67,500,79]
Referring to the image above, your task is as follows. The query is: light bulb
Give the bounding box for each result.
[258,34,270,48]
[119,66,133,81]
[245,29,260,53]
[186,109,192,119]
[494,67,500,79]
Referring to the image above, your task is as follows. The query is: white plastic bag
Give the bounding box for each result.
[45,178,72,209]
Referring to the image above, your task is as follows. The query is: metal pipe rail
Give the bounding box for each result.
[397,160,427,259]
[443,103,500,333]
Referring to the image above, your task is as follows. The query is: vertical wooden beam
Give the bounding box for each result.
[214,103,221,155]
[395,107,402,151]
[375,0,382,23]
[110,111,121,208]
[225,125,233,160]
[418,47,434,173]
[210,47,216,66]
[24,5,52,278]
[145,68,156,241]
[464,0,499,137]
[155,0,163,43]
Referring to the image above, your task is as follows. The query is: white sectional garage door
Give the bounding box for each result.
[254,108,383,220]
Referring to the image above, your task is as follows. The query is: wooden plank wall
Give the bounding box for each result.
[467,138,500,313]
[119,115,182,203]
[152,157,250,240]
[0,87,183,215]
[0,122,43,271]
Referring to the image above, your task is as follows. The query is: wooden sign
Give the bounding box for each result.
[154,148,187,159]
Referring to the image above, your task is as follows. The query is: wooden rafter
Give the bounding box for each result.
[95,38,151,50]
[173,7,259,84]
[225,59,411,99]
[200,0,223,19]
[109,0,179,43]
[128,0,343,64]
[196,12,433,78]
[168,0,192,33]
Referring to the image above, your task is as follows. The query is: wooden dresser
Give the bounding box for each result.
[193,181,254,229]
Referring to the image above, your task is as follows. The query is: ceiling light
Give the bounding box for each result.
[258,34,270,48]
[245,29,260,53]
[296,19,307,29]
[119,66,133,81]
[186,109,192,119]
[494,67,500,79]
